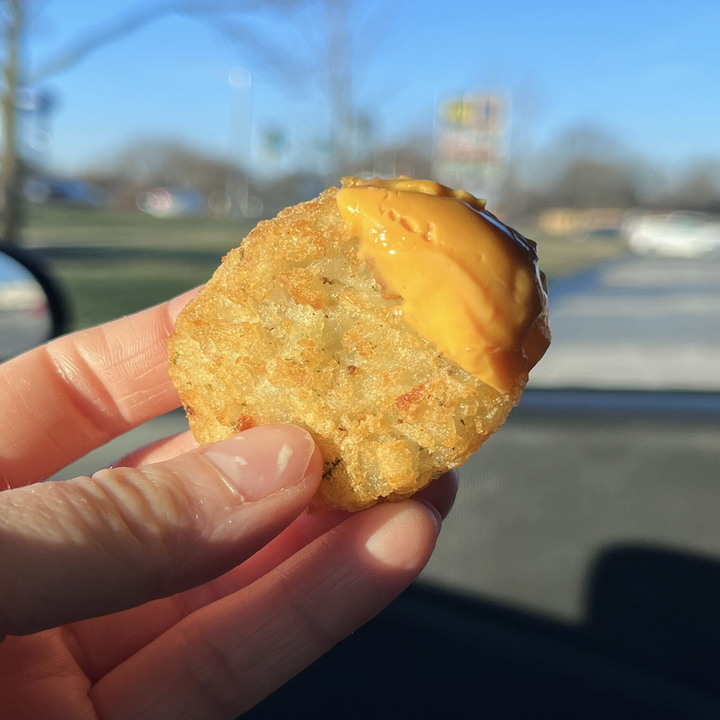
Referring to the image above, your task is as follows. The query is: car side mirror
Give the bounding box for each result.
[0,245,69,362]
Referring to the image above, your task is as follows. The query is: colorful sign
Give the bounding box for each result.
[433,93,510,202]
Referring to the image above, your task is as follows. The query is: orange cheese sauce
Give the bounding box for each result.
[336,176,550,393]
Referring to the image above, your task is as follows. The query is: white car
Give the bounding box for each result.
[625,212,720,258]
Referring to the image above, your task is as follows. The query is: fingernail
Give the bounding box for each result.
[415,470,459,519]
[365,502,441,570]
[418,499,443,529]
[202,425,315,500]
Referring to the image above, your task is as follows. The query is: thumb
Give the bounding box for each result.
[0,425,321,637]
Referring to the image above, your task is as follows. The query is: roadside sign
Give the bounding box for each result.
[433,93,510,201]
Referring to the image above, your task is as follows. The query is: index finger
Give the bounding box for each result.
[0,288,200,489]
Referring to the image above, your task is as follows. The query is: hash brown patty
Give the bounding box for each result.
[168,182,521,511]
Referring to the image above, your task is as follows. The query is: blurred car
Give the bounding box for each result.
[25,177,109,208]
[624,211,720,258]
[137,187,205,217]
[538,208,626,242]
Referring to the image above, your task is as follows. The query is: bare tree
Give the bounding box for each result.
[0,0,305,245]
[1,0,397,244]
[217,0,394,183]
[531,124,644,210]
[109,139,249,195]
[671,161,720,212]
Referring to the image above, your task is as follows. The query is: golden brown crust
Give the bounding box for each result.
[168,184,522,511]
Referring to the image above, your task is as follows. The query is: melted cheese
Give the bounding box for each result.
[336,176,550,393]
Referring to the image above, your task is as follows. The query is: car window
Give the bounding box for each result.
[4,1,719,713]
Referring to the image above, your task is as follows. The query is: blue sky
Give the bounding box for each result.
[21,0,720,175]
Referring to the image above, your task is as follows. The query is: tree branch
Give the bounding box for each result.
[213,17,316,88]
[29,0,303,83]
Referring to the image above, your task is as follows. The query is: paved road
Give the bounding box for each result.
[530,254,720,391]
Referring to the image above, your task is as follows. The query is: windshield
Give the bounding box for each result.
[6,4,718,710]
[9,2,715,396]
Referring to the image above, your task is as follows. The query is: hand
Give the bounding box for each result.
[0,289,458,720]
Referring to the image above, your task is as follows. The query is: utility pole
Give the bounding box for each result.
[324,0,352,183]
[226,66,253,219]
[2,0,24,246]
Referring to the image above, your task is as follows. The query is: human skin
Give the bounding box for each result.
[0,288,457,720]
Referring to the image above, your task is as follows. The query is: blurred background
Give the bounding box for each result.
[2,1,720,716]
[0,0,715,380]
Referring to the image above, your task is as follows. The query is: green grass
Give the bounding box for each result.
[26,206,253,329]
[55,259,220,329]
[26,205,252,249]
[25,207,628,331]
